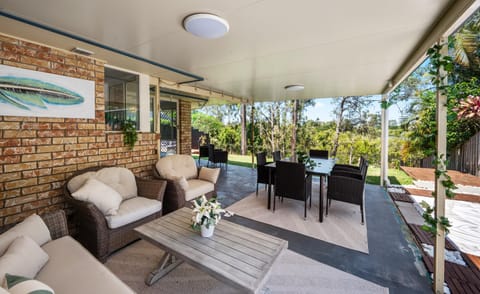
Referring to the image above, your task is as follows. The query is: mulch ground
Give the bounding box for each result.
[401,167,480,187]
[404,187,480,204]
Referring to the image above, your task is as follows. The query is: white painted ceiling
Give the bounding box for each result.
[0,0,478,102]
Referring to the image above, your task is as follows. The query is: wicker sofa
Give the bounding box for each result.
[64,166,166,262]
[0,210,134,293]
[153,154,220,214]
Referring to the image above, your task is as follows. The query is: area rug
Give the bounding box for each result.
[106,240,388,294]
[226,185,368,253]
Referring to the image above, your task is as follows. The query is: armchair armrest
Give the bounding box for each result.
[136,177,167,202]
[41,210,69,240]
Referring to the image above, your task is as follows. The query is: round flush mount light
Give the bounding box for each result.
[284,84,305,91]
[183,13,230,39]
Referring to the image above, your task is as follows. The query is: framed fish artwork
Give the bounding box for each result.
[0,64,95,118]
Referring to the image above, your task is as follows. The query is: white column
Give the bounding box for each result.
[138,73,150,132]
[380,94,389,187]
[434,37,448,294]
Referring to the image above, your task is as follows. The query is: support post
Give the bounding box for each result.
[250,103,255,169]
[434,37,448,294]
[241,103,247,155]
[380,94,389,187]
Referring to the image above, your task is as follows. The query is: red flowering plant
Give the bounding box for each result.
[455,95,480,120]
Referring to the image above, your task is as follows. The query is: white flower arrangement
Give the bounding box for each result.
[191,195,233,231]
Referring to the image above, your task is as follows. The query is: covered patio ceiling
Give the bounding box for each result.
[0,0,479,103]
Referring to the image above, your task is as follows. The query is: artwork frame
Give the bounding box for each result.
[0,64,95,119]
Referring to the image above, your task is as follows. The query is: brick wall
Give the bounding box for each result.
[179,100,192,155]
[0,34,161,226]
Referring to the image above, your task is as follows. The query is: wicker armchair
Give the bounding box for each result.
[64,166,167,262]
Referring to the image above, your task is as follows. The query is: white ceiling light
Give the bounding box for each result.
[183,13,229,39]
[284,84,305,91]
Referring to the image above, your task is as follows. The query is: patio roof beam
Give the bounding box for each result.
[159,79,249,105]
[383,0,480,94]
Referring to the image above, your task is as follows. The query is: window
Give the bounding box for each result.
[160,100,178,156]
[104,67,139,131]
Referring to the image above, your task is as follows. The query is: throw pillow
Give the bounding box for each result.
[198,167,221,184]
[0,214,51,256]
[71,178,123,216]
[0,236,49,286]
[5,274,54,294]
[66,171,96,194]
[172,176,189,192]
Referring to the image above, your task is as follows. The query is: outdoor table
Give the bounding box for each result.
[265,158,335,222]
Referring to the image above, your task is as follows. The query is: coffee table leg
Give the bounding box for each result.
[146,252,183,286]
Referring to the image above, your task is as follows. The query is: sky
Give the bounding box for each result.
[305,96,403,123]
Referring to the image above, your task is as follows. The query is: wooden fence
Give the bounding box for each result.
[420,131,480,176]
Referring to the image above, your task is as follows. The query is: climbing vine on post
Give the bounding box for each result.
[420,37,457,235]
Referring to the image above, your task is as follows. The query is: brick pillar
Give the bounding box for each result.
[178,101,191,155]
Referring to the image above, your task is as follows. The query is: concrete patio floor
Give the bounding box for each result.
[211,164,432,294]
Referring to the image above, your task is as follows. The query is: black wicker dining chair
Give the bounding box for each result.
[273,150,281,162]
[326,161,369,224]
[309,149,329,159]
[255,151,272,196]
[274,161,312,219]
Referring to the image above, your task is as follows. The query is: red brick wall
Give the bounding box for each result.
[0,34,160,226]
[179,100,192,155]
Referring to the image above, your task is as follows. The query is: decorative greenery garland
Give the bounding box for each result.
[420,38,457,235]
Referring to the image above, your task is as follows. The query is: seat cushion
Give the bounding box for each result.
[185,179,215,202]
[105,197,162,229]
[38,236,134,294]
[155,155,198,180]
[95,167,138,200]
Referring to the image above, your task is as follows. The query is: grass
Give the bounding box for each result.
[193,153,413,186]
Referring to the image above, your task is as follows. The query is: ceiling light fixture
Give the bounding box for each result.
[284,84,305,91]
[183,13,229,39]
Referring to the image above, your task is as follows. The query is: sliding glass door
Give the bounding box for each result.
[159,100,177,157]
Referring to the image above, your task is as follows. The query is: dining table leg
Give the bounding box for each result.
[319,175,324,222]
[267,168,272,210]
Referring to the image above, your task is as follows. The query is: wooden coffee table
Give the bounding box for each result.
[134,207,288,293]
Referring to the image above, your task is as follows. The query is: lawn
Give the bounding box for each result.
[193,154,413,185]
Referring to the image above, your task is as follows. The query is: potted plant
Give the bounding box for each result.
[191,196,233,237]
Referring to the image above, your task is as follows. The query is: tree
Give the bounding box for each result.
[331,96,369,157]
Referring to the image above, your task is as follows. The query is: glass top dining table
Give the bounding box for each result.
[265,158,336,222]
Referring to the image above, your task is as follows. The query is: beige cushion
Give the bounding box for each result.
[5,275,54,294]
[0,214,51,256]
[0,236,49,286]
[172,176,189,192]
[155,155,198,180]
[71,178,122,216]
[198,167,220,184]
[95,167,137,200]
[38,236,134,294]
[66,171,96,193]
[105,197,162,229]
[185,179,215,202]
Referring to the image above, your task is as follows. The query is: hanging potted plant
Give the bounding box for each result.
[122,120,138,150]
